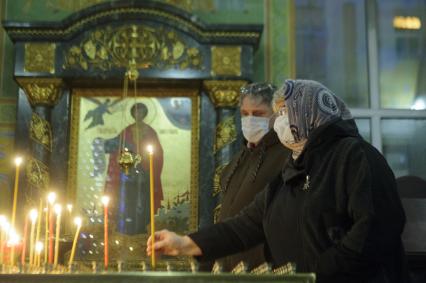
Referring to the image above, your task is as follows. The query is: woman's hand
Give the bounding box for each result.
[146,229,202,256]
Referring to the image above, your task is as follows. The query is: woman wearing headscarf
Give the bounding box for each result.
[147,80,408,283]
[215,82,290,271]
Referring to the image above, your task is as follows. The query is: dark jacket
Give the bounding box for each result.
[190,119,408,283]
[217,130,290,271]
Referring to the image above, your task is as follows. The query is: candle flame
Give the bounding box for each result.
[2,221,10,231]
[35,241,43,253]
[101,196,110,206]
[54,204,62,215]
[14,156,23,166]
[0,215,6,225]
[29,209,38,222]
[74,217,82,227]
[67,204,73,213]
[47,192,57,205]
[8,229,20,245]
[147,145,154,155]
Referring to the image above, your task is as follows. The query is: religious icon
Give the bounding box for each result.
[70,90,197,248]
[103,102,164,234]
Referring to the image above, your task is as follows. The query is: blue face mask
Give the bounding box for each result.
[241,116,270,144]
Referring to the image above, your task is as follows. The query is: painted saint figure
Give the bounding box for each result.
[104,103,164,235]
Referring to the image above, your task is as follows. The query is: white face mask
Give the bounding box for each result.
[273,114,306,159]
[241,116,270,144]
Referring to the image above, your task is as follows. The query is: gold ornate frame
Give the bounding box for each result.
[68,87,200,233]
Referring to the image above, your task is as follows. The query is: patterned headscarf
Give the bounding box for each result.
[275,79,353,142]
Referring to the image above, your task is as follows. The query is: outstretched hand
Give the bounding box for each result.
[146,229,202,257]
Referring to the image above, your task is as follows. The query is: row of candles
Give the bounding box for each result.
[0,191,84,268]
[2,145,157,270]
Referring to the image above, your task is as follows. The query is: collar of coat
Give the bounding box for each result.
[282,118,360,187]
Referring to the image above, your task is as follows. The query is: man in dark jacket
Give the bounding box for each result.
[147,80,408,283]
[217,83,290,271]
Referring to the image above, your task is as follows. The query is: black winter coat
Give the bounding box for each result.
[217,130,290,271]
[190,119,408,283]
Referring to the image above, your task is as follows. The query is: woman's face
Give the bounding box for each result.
[240,96,273,118]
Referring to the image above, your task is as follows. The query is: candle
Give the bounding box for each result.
[68,217,82,267]
[8,229,20,266]
[34,199,43,264]
[47,192,56,264]
[53,204,62,267]
[101,196,110,269]
[147,145,156,268]
[21,215,28,266]
[0,215,6,264]
[35,242,43,267]
[10,156,23,266]
[43,206,48,264]
[11,157,23,228]
[66,204,73,214]
[29,209,38,265]
[20,212,28,266]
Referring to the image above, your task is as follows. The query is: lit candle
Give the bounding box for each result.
[34,199,43,264]
[53,204,62,267]
[43,206,48,264]
[47,192,56,264]
[66,204,73,214]
[10,156,23,266]
[29,209,38,265]
[21,215,29,266]
[8,229,20,266]
[101,196,110,269]
[35,241,43,267]
[0,215,6,264]
[11,157,23,228]
[68,217,82,267]
[147,145,156,269]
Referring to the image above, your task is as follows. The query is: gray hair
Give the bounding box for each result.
[239,82,277,107]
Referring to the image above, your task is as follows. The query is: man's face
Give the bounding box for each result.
[133,108,147,122]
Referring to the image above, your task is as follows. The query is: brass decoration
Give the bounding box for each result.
[213,204,221,224]
[272,262,296,275]
[203,80,247,108]
[212,261,223,274]
[211,46,241,76]
[17,78,64,106]
[215,115,237,153]
[24,43,56,74]
[118,148,141,175]
[26,157,49,190]
[30,113,52,152]
[212,164,227,197]
[63,25,203,71]
[6,7,261,41]
[251,263,272,274]
[231,261,248,274]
